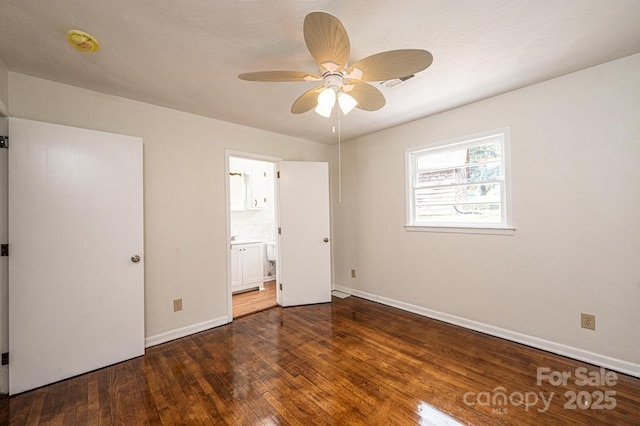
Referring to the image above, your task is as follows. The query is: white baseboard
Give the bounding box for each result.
[263,275,276,281]
[334,285,640,378]
[145,316,229,348]
[0,365,8,395]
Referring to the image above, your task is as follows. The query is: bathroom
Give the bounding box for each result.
[228,155,278,317]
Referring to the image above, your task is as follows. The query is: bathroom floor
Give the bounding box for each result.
[232,280,277,318]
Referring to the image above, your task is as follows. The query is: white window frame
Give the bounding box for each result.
[405,128,514,235]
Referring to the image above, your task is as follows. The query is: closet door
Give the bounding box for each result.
[8,118,144,394]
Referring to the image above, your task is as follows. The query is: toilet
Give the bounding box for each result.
[265,242,277,277]
[265,242,277,262]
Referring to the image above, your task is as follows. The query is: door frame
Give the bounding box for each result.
[224,150,281,322]
[0,109,8,395]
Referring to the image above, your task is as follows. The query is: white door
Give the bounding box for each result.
[8,118,144,395]
[278,161,331,306]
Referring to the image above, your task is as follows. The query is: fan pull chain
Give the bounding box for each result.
[338,107,342,203]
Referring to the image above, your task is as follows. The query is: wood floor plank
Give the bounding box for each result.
[3,295,640,425]
[233,280,277,318]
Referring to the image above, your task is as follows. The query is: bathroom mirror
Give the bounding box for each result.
[229,172,247,211]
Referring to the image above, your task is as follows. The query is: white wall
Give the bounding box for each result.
[8,73,332,343]
[0,57,8,113]
[333,53,640,375]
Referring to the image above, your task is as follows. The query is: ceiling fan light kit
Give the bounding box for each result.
[338,92,358,115]
[238,11,433,119]
[315,88,336,118]
[317,87,336,108]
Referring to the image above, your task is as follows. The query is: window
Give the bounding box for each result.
[405,128,513,234]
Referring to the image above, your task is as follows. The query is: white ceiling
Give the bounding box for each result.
[1,0,639,144]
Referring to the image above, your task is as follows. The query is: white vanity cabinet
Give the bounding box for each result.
[231,242,264,293]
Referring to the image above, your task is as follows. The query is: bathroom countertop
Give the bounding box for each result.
[230,239,262,245]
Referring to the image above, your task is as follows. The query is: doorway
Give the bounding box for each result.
[226,152,279,319]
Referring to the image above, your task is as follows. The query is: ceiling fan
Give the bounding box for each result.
[238,11,433,118]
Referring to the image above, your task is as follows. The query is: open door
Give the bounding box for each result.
[278,161,331,306]
[8,118,144,394]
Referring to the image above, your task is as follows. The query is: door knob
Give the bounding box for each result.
[131,255,141,263]
[323,238,329,243]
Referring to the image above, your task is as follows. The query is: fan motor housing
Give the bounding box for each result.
[323,72,343,89]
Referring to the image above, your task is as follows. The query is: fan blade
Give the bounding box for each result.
[348,83,386,111]
[238,71,321,82]
[346,49,433,82]
[291,85,324,114]
[304,12,350,72]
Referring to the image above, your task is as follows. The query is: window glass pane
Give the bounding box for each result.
[415,183,501,205]
[415,203,502,223]
[416,141,501,172]
[416,163,502,187]
[407,131,509,228]
[467,142,501,164]
[416,147,468,170]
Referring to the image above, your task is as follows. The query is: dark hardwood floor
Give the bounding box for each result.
[2,296,639,425]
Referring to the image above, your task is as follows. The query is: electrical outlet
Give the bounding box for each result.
[351,269,356,278]
[173,298,183,312]
[581,313,595,330]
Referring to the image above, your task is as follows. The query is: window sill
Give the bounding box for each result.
[405,225,516,236]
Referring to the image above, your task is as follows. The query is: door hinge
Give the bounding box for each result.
[278,227,281,235]
[0,244,7,256]
[1,352,8,365]
[0,136,7,149]
[277,171,280,178]
[279,283,282,291]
